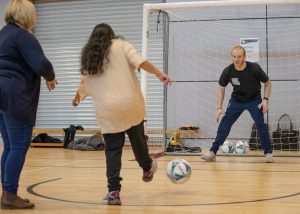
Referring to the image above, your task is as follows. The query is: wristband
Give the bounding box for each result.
[263,97,269,101]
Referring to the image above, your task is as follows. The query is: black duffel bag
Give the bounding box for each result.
[248,123,269,150]
[272,114,299,151]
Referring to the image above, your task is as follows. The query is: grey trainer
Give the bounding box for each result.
[265,153,273,163]
[201,151,216,162]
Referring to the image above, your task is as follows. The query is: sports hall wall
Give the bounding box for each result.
[0,0,10,28]
[33,0,164,131]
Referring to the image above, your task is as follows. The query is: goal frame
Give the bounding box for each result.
[141,0,300,156]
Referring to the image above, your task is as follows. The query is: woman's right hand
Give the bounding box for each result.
[46,79,58,91]
[157,73,172,85]
[72,92,81,107]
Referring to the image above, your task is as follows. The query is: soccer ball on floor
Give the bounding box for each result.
[234,140,249,154]
[166,159,192,184]
[219,140,234,153]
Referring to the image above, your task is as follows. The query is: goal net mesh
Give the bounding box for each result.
[145,1,300,156]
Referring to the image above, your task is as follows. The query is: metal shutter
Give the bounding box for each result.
[34,0,163,130]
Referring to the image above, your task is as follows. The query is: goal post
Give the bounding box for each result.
[142,0,300,156]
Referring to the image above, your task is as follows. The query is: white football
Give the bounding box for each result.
[219,140,234,153]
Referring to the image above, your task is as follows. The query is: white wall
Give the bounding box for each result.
[0,0,10,28]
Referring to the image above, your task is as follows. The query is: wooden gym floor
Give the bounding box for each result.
[0,145,299,214]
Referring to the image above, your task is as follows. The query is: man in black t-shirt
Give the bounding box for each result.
[201,46,273,163]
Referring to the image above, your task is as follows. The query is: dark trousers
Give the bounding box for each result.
[103,121,152,192]
[0,112,33,194]
[210,99,272,155]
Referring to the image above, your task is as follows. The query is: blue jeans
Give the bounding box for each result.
[0,112,33,194]
[103,121,152,192]
[210,99,272,155]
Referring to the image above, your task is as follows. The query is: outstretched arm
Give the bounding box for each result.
[139,61,172,85]
[72,76,89,107]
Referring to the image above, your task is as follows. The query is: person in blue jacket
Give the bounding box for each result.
[0,0,57,209]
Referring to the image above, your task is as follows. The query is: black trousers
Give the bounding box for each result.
[103,121,152,192]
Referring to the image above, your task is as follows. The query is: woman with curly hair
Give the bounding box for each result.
[72,23,171,205]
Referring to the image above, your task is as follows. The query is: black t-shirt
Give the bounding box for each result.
[219,61,269,102]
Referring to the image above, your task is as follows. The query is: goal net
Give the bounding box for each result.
[143,0,300,156]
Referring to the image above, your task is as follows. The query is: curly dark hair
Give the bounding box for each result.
[81,23,116,75]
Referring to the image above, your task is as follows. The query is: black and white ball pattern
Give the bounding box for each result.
[166,159,192,184]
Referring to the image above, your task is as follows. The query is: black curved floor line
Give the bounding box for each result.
[27,178,100,205]
[27,178,300,207]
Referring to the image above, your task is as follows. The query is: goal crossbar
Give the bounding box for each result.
[144,0,300,11]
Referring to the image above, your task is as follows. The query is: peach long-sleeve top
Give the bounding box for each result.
[77,39,147,134]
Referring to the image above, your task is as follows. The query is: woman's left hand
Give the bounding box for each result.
[46,79,58,91]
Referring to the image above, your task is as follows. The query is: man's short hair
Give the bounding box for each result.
[231,45,246,57]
